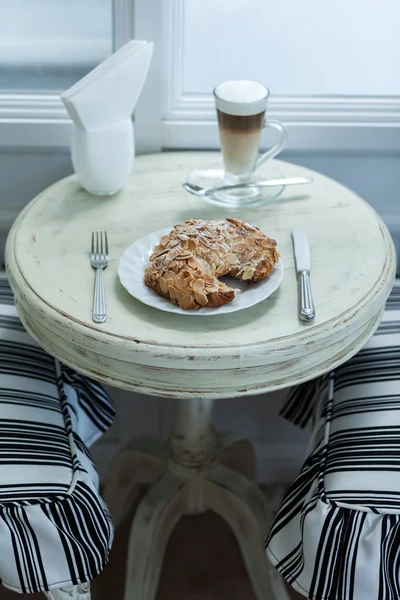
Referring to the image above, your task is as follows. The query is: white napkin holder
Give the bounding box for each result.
[61,40,153,196]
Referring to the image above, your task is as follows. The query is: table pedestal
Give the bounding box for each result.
[44,583,91,599]
[104,399,290,600]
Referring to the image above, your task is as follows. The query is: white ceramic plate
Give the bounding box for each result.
[118,228,284,316]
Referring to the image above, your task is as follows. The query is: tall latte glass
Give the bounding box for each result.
[213,80,287,204]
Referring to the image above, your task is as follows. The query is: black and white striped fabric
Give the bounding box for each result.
[0,275,115,594]
[266,279,400,600]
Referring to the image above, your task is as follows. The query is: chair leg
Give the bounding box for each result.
[44,583,91,599]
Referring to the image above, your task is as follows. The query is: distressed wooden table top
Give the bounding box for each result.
[5,152,396,398]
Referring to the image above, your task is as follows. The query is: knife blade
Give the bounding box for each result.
[291,229,315,322]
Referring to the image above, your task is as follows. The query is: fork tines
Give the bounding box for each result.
[91,231,109,257]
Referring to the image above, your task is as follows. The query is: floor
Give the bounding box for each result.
[94,500,302,600]
[0,441,303,600]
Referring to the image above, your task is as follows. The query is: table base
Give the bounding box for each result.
[104,399,291,600]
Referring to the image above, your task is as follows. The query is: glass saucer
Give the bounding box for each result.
[186,157,286,208]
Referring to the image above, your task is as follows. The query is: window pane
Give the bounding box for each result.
[183,0,400,96]
[0,0,113,93]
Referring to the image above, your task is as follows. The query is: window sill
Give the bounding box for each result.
[1,93,400,153]
[0,94,71,149]
[162,96,400,154]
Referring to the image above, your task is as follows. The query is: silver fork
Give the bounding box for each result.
[90,231,109,323]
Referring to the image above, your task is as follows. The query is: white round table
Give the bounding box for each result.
[5,152,396,600]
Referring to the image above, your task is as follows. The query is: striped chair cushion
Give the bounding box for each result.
[266,280,400,600]
[0,275,115,594]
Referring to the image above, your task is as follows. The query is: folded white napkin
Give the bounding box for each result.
[61,40,153,131]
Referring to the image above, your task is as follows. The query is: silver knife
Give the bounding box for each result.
[291,229,315,322]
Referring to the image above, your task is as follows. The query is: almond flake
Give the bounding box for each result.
[261,238,277,248]
[232,242,246,253]
[152,248,168,259]
[225,253,237,265]
[175,272,185,290]
[192,279,205,293]
[159,235,169,247]
[187,239,198,250]
[176,253,191,260]
[245,237,255,250]
[168,285,179,299]
[180,293,193,309]
[188,256,201,269]
[242,267,255,280]
[194,292,208,306]
[159,277,168,294]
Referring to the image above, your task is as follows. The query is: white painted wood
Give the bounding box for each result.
[169,95,400,121]
[162,0,400,122]
[2,97,400,152]
[132,0,163,153]
[201,477,274,600]
[113,0,135,51]
[105,432,278,600]
[93,389,308,484]
[0,0,160,153]
[169,398,217,471]
[162,0,400,116]
[92,415,309,484]
[104,436,167,528]
[162,120,400,153]
[114,0,163,153]
[2,0,400,152]
[2,150,399,489]
[0,1,112,148]
[44,583,90,600]
[179,0,400,96]
[156,389,310,484]
[5,152,395,398]
[157,0,400,152]
[122,471,189,600]
[0,118,71,150]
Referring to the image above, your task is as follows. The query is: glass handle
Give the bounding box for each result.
[256,120,288,168]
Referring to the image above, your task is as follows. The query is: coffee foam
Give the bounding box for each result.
[214,80,268,116]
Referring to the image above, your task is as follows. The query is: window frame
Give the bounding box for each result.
[1,0,399,154]
[0,0,163,153]
[156,0,400,153]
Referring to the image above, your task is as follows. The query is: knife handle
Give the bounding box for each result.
[298,271,315,322]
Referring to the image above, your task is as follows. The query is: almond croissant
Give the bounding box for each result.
[144,218,279,310]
